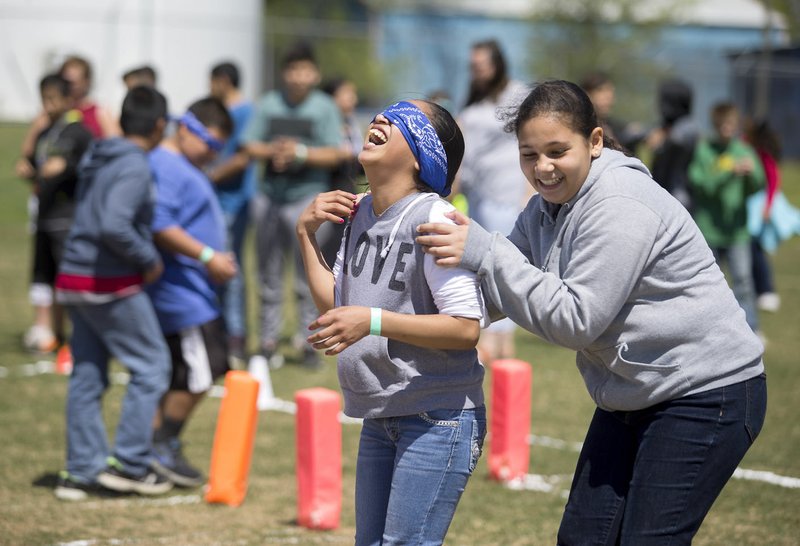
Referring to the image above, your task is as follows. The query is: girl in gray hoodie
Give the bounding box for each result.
[417,80,766,545]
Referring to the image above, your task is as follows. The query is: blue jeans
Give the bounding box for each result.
[354,407,487,546]
[557,374,767,546]
[219,203,249,338]
[66,293,171,482]
[711,243,758,331]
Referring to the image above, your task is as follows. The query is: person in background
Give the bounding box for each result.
[688,102,764,334]
[54,86,172,501]
[321,76,364,266]
[456,39,530,364]
[244,41,342,370]
[579,71,645,154]
[648,78,698,211]
[59,55,120,140]
[207,61,257,361]
[147,98,237,488]
[15,73,93,354]
[417,80,766,545]
[122,65,158,90]
[744,118,782,313]
[297,99,486,545]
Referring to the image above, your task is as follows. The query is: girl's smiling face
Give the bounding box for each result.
[517,114,603,204]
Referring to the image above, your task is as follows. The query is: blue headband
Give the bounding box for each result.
[380,101,449,197]
[177,111,224,152]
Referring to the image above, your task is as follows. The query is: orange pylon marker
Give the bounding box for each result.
[55,345,73,375]
[488,359,532,482]
[204,371,259,506]
[295,387,342,530]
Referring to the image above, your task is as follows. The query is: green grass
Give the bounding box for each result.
[0,122,798,545]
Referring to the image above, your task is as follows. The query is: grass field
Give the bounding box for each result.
[0,122,798,545]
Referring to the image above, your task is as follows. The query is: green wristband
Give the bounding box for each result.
[199,246,215,264]
[370,307,382,336]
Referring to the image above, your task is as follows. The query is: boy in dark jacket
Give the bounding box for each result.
[53,86,173,501]
[16,73,92,353]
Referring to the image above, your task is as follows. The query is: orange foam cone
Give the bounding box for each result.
[295,387,342,530]
[488,359,532,482]
[55,345,73,375]
[204,370,259,506]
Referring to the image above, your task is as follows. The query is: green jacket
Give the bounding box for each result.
[688,137,764,247]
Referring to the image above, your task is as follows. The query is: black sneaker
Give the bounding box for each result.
[54,471,99,501]
[151,438,205,488]
[97,457,173,495]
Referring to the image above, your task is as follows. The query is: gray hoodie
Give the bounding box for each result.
[59,137,160,281]
[461,149,764,411]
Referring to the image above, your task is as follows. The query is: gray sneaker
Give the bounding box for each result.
[97,456,173,495]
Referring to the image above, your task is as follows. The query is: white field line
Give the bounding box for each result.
[10,370,799,491]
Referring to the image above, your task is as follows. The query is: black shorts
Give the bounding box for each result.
[165,317,229,392]
[31,228,69,285]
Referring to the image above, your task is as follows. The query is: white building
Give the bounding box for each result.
[0,0,263,121]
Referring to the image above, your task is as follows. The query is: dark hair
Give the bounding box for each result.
[321,77,348,96]
[579,71,612,94]
[39,73,71,97]
[417,100,465,194]
[658,78,693,127]
[504,80,624,152]
[745,118,782,161]
[120,85,168,137]
[122,65,157,86]
[465,39,509,107]
[187,97,233,138]
[210,62,240,88]
[281,40,317,69]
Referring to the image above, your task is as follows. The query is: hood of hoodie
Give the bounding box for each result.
[78,137,146,186]
[540,148,651,221]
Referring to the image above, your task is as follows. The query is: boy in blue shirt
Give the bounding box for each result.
[147,97,236,487]
[207,61,257,361]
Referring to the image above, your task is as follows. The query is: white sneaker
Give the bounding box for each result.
[757,293,781,313]
[23,325,58,354]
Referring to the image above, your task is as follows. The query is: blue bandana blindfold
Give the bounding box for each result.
[380,101,449,197]
[176,111,225,152]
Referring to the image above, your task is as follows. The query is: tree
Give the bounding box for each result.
[527,0,692,124]
[263,0,390,106]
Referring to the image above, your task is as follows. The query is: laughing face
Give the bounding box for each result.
[517,114,603,204]
[358,102,423,173]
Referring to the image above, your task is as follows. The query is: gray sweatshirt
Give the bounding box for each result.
[461,149,764,411]
[59,138,160,280]
[336,192,485,419]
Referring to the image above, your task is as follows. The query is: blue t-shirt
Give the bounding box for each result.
[147,146,227,335]
[214,100,257,214]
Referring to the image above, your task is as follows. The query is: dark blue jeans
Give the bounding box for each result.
[557,374,767,546]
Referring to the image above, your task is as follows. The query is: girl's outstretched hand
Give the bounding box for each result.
[415,210,470,266]
[296,190,358,236]
[307,306,370,356]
